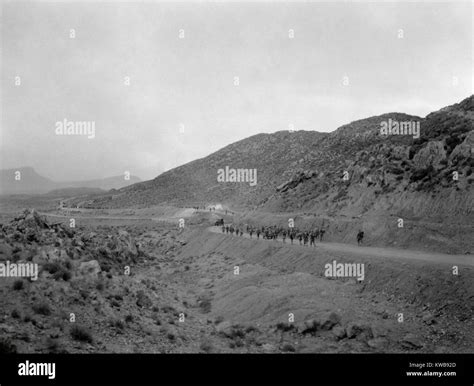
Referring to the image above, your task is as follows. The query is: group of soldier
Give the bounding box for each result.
[218,220,366,246]
[220,223,327,246]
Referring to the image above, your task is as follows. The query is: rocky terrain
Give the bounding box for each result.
[0,208,472,354]
[68,95,473,253]
[0,96,472,354]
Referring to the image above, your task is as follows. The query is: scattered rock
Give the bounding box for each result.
[367,337,388,350]
[331,326,346,340]
[401,333,424,350]
[345,322,373,341]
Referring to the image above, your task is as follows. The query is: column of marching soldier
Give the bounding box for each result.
[215,220,365,246]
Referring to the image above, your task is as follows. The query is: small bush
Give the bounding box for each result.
[275,322,295,332]
[70,325,94,344]
[43,262,61,274]
[32,302,51,316]
[281,343,296,352]
[0,338,17,353]
[45,337,60,353]
[125,314,134,323]
[110,319,125,330]
[11,309,21,319]
[199,340,213,353]
[53,269,71,281]
[12,279,24,290]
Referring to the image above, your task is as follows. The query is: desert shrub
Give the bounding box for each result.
[0,338,17,353]
[161,305,175,313]
[110,299,120,308]
[70,325,94,344]
[43,261,62,274]
[281,343,296,352]
[64,259,73,270]
[53,269,71,281]
[110,319,125,330]
[228,325,246,339]
[199,340,213,353]
[245,325,259,334]
[125,314,134,323]
[32,302,51,316]
[275,322,295,332]
[12,279,24,290]
[410,165,434,182]
[11,309,21,319]
[45,337,60,353]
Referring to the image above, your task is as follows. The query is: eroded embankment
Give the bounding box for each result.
[180,229,474,323]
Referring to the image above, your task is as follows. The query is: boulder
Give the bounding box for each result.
[332,326,346,340]
[367,337,389,350]
[345,322,373,341]
[413,141,446,170]
[449,130,473,163]
[216,321,233,337]
[79,260,101,278]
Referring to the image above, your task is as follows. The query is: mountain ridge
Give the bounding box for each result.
[0,167,142,195]
[78,96,472,214]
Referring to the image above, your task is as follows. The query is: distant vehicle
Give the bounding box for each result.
[215,219,224,226]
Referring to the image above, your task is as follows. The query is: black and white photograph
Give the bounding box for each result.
[0,0,472,384]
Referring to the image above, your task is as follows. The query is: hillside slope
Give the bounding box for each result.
[82,96,473,217]
[76,95,473,253]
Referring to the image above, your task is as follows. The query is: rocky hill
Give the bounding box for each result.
[70,96,473,252]
[80,96,473,218]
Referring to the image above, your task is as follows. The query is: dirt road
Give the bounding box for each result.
[208,226,474,267]
[40,207,473,267]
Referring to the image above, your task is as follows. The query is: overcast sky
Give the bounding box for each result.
[1,1,472,181]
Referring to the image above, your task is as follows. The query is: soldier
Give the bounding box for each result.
[230,226,234,235]
[310,233,315,247]
[303,233,309,246]
[225,226,229,234]
[240,229,243,237]
[256,229,261,239]
[236,229,239,236]
[357,230,364,245]
[282,230,287,244]
[222,225,225,233]
[298,233,303,245]
[249,228,254,238]
[289,231,294,244]
[319,228,325,242]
